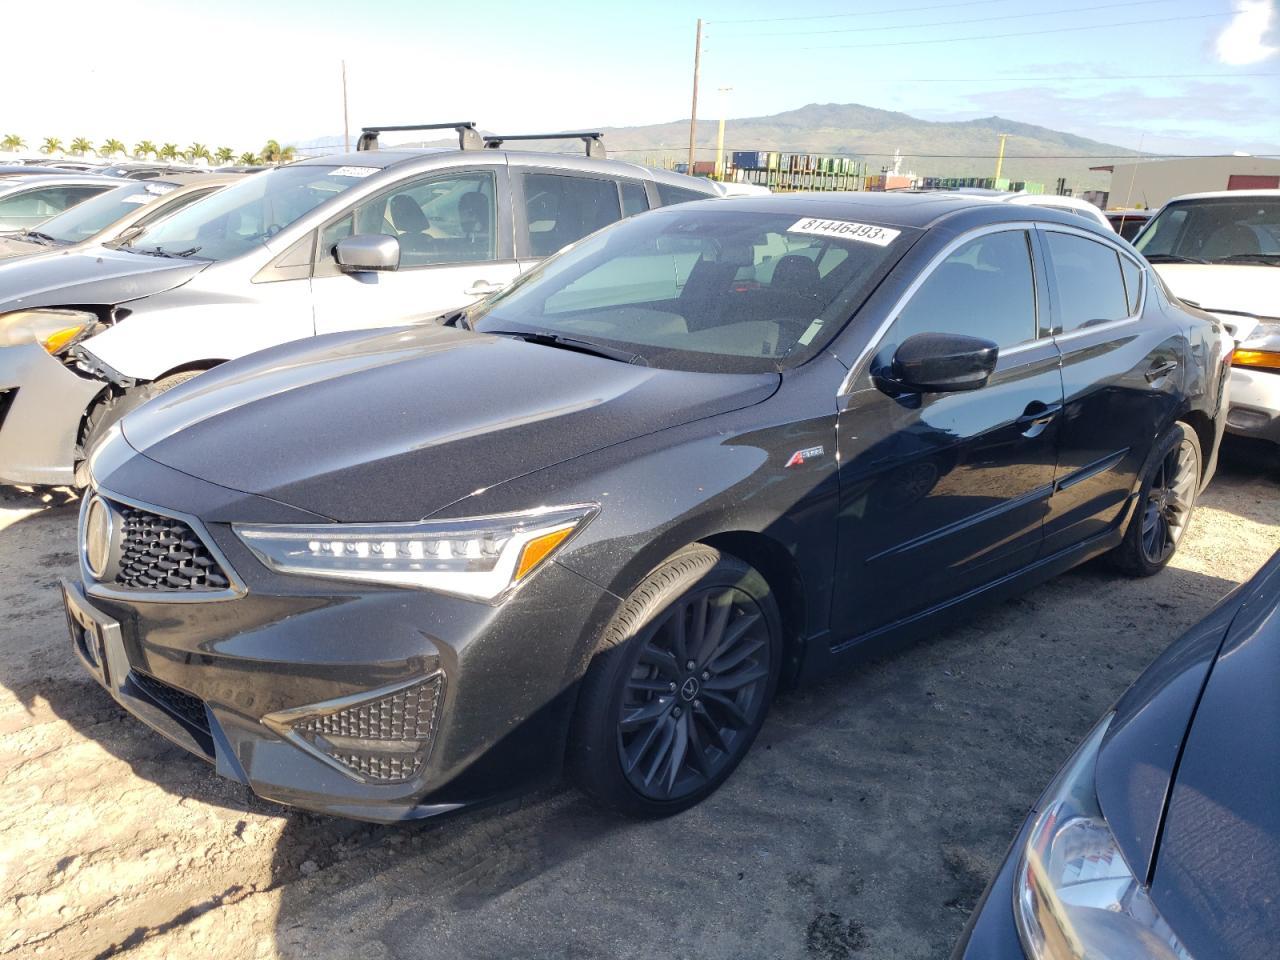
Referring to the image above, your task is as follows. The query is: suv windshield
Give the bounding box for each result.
[34,181,176,244]
[126,165,369,261]
[472,207,916,373]
[1136,196,1280,263]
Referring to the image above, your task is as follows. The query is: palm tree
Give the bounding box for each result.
[70,137,94,156]
[41,137,63,155]
[214,146,234,165]
[260,139,297,165]
[1,134,25,152]
[158,143,179,161]
[237,152,260,165]
[185,142,212,165]
[133,140,157,159]
[100,138,127,159]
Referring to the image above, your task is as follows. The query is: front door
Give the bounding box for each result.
[311,167,519,334]
[831,226,1064,644]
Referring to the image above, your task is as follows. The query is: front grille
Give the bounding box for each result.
[113,504,230,592]
[0,389,15,432]
[130,671,211,737]
[330,752,424,782]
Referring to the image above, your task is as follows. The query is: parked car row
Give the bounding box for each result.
[1,123,1271,959]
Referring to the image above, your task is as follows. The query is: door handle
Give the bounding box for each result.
[1017,401,1062,438]
[1145,359,1179,383]
[464,280,504,296]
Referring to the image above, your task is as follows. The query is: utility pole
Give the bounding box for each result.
[993,133,1010,183]
[687,18,702,172]
[341,60,351,153]
[714,86,732,180]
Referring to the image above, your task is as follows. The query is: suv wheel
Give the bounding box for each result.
[569,545,781,817]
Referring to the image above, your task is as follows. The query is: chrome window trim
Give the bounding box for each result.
[81,483,246,604]
[837,221,1041,397]
[1036,222,1147,334]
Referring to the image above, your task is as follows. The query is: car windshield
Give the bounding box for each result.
[125,165,369,261]
[1136,196,1280,263]
[471,207,916,373]
[34,181,176,243]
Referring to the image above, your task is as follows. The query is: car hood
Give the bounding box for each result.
[0,245,206,312]
[1151,263,1279,338]
[0,234,48,261]
[1147,550,1280,960]
[121,324,780,522]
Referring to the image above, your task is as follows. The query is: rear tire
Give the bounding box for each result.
[568,545,782,817]
[1108,421,1202,577]
[74,371,203,488]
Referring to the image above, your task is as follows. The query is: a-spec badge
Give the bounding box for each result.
[785,445,825,468]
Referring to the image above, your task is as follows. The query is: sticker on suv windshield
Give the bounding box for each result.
[330,165,380,178]
[788,218,900,246]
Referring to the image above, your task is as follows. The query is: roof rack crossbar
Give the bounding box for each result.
[357,123,482,152]
[482,132,606,160]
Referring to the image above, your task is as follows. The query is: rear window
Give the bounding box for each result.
[655,183,711,207]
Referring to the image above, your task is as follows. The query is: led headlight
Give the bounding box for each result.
[234,504,596,601]
[0,308,100,354]
[1015,715,1194,960]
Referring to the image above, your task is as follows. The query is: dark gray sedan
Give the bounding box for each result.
[955,549,1280,960]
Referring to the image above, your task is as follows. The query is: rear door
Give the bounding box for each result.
[831,225,1064,643]
[311,166,518,333]
[1038,225,1185,554]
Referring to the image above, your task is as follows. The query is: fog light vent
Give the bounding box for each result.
[264,674,444,784]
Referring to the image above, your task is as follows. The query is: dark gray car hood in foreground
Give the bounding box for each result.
[122,324,780,522]
[0,246,205,311]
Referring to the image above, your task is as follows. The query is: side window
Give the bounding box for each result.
[521,173,623,258]
[1045,232,1131,333]
[0,185,104,218]
[620,181,649,218]
[318,171,497,271]
[889,230,1038,349]
[654,183,709,207]
[1119,256,1142,315]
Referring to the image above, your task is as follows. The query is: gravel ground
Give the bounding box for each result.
[2,440,1277,960]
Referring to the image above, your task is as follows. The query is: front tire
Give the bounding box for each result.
[74,371,203,488]
[1109,421,1202,577]
[568,545,782,817]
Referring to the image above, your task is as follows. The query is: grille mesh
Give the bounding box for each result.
[131,671,210,735]
[114,505,230,592]
[331,752,424,781]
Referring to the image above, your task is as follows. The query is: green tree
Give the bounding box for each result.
[214,146,234,165]
[185,142,212,164]
[41,137,63,155]
[70,137,94,156]
[100,138,126,159]
[158,143,179,161]
[133,140,157,159]
[260,139,297,165]
[1,134,25,152]
[237,152,260,165]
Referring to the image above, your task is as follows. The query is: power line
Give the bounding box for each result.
[712,0,1168,37]
[793,10,1234,50]
[841,72,1280,82]
[709,0,1013,25]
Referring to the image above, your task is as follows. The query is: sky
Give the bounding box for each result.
[2,0,1277,158]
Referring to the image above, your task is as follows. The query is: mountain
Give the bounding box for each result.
[304,102,1151,190]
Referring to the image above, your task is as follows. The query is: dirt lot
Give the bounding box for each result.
[2,441,1276,960]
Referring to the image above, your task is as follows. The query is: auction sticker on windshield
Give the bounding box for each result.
[329,166,380,178]
[788,218,900,247]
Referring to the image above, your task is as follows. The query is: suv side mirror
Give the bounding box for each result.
[335,234,400,273]
[886,332,999,393]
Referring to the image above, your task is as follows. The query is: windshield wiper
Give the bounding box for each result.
[484,329,646,365]
[21,230,57,245]
[130,245,203,259]
[1214,253,1280,266]
[1143,253,1209,264]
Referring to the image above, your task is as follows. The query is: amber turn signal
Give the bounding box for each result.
[514,526,575,582]
[1232,348,1280,371]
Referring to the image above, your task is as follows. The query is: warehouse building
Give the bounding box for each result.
[1090,155,1280,208]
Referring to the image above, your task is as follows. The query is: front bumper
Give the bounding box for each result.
[1225,366,1280,443]
[0,342,104,486]
[68,462,620,822]
[951,816,1034,959]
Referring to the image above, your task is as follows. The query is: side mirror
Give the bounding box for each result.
[335,234,400,273]
[886,332,999,393]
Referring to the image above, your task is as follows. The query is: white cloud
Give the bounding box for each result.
[1215,0,1279,65]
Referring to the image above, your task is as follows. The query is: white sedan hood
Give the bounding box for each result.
[1152,263,1279,339]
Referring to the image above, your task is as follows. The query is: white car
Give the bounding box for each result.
[1134,189,1280,444]
[0,124,718,487]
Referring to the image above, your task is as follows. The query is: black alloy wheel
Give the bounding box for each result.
[618,584,771,801]
[1140,434,1200,565]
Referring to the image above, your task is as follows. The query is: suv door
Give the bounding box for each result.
[1039,225,1184,554]
[512,170,633,272]
[311,166,516,334]
[831,226,1064,644]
